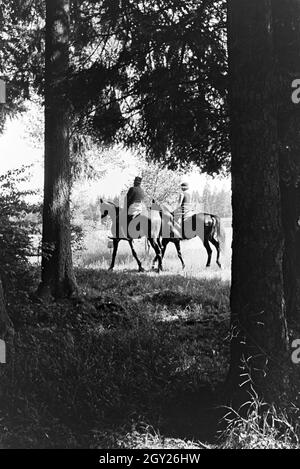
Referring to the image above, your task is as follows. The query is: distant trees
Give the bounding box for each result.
[135,160,183,207]
[227,0,289,404]
[200,182,232,217]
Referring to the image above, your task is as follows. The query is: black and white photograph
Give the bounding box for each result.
[0,0,300,454]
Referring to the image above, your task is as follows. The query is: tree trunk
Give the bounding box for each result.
[0,280,13,343]
[0,278,14,397]
[272,0,300,321]
[226,0,289,406]
[37,0,77,299]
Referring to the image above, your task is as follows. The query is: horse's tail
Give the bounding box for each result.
[212,216,226,252]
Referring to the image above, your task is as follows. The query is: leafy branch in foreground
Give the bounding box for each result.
[69,0,229,174]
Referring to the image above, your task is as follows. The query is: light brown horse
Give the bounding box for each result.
[100,200,162,272]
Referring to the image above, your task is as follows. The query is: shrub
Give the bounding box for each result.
[0,166,39,291]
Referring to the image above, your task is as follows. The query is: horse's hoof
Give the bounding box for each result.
[206,264,211,268]
[182,265,186,270]
[108,267,114,272]
[217,262,222,269]
[139,267,145,273]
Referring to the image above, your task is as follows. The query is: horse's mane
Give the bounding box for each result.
[107,200,117,207]
[104,200,121,213]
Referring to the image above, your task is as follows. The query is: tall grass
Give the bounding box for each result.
[221,398,299,449]
[75,226,232,280]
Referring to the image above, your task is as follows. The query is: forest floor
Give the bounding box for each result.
[0,235,299,449]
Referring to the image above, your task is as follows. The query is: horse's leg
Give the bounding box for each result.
[155,239,163,272]
[152,253,158,269]
[151,240,160,269]
[203,237,212,268]
[109,239,119,271]
[152,239,167,269]
[175,240,185,270]
[161,239,168,260]
[149,239,162,272]
[151,239,165,269]
[129,240,144,272]
[209,236,222,268]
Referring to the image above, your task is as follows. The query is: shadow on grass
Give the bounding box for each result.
[79,268,230,445]
[158,387,225,444]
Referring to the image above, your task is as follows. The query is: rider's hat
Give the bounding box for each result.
[134,176,142,185]
[181,182,189,190]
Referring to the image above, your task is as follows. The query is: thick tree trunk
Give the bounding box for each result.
[272,0,300,321]
[226,0,289,406]
[37,0,77,299]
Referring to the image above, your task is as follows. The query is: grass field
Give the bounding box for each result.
[1,227,298,449]
[76,226,232,281]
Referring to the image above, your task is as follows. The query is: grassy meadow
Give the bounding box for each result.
[76,225,232,280]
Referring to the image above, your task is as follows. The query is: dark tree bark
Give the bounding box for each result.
[37,0,77,299]
[0,279,13,342]
[226,0,289,406]
[0,278,14,397]
[272,0,300,321]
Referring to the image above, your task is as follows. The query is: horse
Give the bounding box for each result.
[99,199,163,272]
[150,201,225,270]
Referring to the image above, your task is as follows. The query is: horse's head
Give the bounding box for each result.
[99,199,120,222]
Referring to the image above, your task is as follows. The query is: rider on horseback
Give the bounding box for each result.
[125,176,146,238]
[173,182,194,238]
[126,176,145,219]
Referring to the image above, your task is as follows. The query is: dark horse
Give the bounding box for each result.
[151,202,225,270]
[100,200,163,272]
